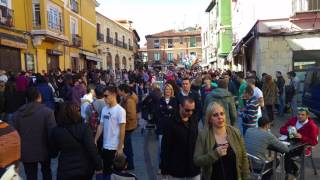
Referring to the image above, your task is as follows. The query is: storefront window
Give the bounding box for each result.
[293,50,320,71]
[25,53,35,71]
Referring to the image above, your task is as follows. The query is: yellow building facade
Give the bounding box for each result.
[0,0,99,74]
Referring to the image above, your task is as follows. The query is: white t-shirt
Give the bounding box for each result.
[253,87,263,119]
[100,104,126,150]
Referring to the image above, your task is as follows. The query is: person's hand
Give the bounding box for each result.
[115,148,124,157]
[161,174,169,180]
[95,170,103,174]
[295,133,302,139]
[216,144,228,157]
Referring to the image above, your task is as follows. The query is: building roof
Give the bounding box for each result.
[138,47,147,52]
[96,12,133,33]
[205,0,216,12]
[145,28,201,38]
[133,29,140,42]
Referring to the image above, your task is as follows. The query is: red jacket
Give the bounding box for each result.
[280,117,319,146]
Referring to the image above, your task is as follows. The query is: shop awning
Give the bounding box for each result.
[86,55,102,62]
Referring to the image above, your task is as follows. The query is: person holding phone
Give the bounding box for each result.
[194,102,250,180]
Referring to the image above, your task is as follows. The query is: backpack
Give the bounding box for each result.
[88,103,99,134]
[285,84,295,103]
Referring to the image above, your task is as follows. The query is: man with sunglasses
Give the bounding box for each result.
[160,96,200,180]
[95,86,126,176]
[280,107,319,178]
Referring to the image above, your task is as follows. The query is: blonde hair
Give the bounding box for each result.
[163,83,174,97]
[205,102,226,128]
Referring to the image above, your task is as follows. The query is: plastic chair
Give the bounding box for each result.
[247,153,273,180]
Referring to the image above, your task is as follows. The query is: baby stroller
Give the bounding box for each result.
[140,92,159,134]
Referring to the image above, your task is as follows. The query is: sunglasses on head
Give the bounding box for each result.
[213,112,224,117]
[297,107,309,112]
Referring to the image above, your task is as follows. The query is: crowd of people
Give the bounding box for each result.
[0,67,318,180]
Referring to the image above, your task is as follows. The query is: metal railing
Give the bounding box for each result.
[72,34,82,47]
[115,40,122,47]
[107,37,113,44]
[123,43,128,49]
[97,33,104,41]
[293,0,320,13]
[129,45,133,51]
[70,0,79,13]
[0,5,14,27]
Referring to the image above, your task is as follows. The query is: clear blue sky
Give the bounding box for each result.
[97,0,210,46]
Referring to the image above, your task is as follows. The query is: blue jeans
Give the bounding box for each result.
[278,94,285,115]
[158,134,163,166]
[290,95,298,117]
[124,130,134,169]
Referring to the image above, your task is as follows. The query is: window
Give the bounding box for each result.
[180,37,183,44]
[25,54,35,71]
[115,32,118,41]
[295,0,320,12]
[122,35,125,47]
[167,52,174,61]
[154,39,160,48]
[106,28,110,38]
[179,51,184,61]
[190,37,196,47]
[70,17,78,35]
[32,3,41,26]
[168,39,173,48]
[70,0,78,13]
[48,6,62,32]
[0,0,7,6]
[154,52,160,61]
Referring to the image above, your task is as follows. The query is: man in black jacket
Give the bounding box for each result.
[160,96,200,180]
[13,87,56,180]
[275,71,285,116]
[176,78,202,119]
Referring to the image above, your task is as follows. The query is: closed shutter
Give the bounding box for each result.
[0,46,21,73]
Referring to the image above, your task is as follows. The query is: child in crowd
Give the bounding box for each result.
[110,154,137,180]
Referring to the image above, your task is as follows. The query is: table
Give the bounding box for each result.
[271,140,307,180]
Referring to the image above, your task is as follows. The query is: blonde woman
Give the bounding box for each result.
[157,83,178,172]
[194,102,250,180]
[158,83,178,138]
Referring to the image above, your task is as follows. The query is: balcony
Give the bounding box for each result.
[107,37,113,44]
[97,33,104,41]
[115,40,122,47]
[123,43,128,49]
[293,0,320,13]
[0,5,14,27]
[72,34,82,47]
[129,45,133,51]
[70,0,79,13]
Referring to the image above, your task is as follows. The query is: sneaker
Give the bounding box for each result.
[286,173,297,180]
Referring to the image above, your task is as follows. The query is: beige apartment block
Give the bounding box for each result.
[96,12,136,71]
[145,27,202,68]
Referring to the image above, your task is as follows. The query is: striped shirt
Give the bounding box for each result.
[241,96,259,128]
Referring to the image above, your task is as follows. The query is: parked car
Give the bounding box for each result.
[302,68,320,118]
